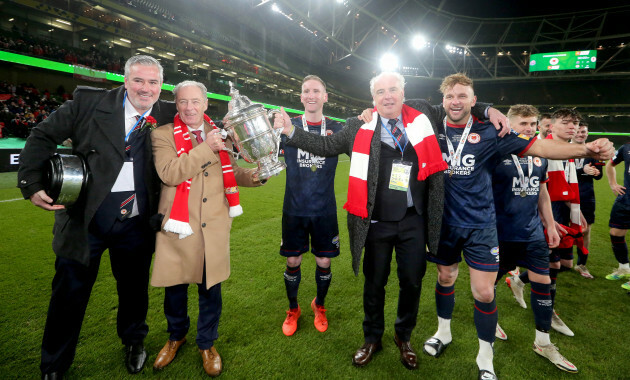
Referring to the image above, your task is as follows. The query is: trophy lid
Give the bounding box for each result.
[226,81,259,118]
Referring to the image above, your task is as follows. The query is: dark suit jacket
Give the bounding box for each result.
[18,85,176,266]
[286,100,491,275]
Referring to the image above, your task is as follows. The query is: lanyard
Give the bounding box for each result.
[575,158,584,169]
[123,92,149,142]
[301,115,326,136]
[444,116,473,167]
[382,119,407,153]
[511,155,533,188]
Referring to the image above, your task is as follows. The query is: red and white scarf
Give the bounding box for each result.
[344,104,447,218]
[163,114,242,239]
[545,134,587,254]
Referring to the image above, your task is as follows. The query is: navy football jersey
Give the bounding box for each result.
[575,157,604,203]
[440,118,535,229]
[281,117,343,216]
[611,143,630,205]
[493,155,548,242]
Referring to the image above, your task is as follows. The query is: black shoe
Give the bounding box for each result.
[479,369,498,380]
[125,344,147,374]
[42,372,63,380]
[423,336,450,358]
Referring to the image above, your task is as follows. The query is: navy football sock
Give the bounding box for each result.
[519,269,530,284]
[611,234,629,264]
[284,264,301,309]
[577,247,588,266]
[435,282,455,319]
[474,298,497,343]
[315,264,332,306]
[530,281,552,332]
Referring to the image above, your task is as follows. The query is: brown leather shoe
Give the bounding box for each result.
[394,334,418,370]
[153,338,186,370]
[200,346,222,377]
[352,341,382,367]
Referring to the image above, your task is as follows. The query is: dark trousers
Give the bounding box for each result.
[163,271,222,350]
[40,218,153,374]
[362,208,427,343]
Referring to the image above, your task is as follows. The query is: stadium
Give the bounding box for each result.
[1,0,629,379]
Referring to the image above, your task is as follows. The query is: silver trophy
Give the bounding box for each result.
[223,82,286,180]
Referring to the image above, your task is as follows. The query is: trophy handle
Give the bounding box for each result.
[222,146,240,160]
[267,109,283,140]
[267,109,284,164]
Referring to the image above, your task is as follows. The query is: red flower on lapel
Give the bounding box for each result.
[140,115,158,132]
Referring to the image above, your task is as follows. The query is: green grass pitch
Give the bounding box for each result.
[0,159,628,379]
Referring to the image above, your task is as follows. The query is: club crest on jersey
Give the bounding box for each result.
[467,133,480,144]
[332,235,340,248]
[533,157,542,167]
[326,129,333,136]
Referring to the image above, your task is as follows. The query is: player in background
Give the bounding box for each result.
[572,121,604,278]
[492,104,577,373]
[605,142,630,290]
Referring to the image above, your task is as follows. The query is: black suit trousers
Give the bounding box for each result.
[40,217,154,373]
[362,208,427,343]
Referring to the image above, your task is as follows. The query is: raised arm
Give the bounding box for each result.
[152,126,219,187]
[525,138,614,161]
[275,107,352,157]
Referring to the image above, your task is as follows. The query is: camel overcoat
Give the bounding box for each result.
[150,121,261,289]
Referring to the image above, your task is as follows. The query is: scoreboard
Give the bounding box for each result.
[529,50,597,72]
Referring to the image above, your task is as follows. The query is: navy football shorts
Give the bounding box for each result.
[581,201,596,225]
[280,214,340,258]
[609,200,630,230]
[549,246,573,262]
[499,240,550,275]
[428,225,499,272]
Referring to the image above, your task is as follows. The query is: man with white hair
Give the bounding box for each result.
[275,71,498,370]
[150,80,263,377]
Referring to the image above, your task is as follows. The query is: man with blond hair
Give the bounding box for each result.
[422,74,613,380]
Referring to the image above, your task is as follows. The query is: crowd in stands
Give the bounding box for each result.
[120,0,176,24]
[0,81,66,139]
[1,28,125,74]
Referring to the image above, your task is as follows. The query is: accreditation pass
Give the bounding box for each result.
[389,160,412,191]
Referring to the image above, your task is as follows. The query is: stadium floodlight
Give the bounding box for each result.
[379,53,399,72]
[411,35,426,50]
[272,3,280,12]
[446,44,465,55]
